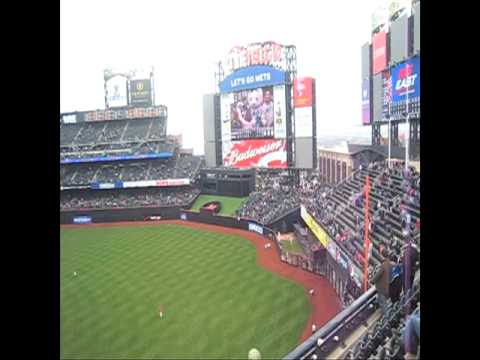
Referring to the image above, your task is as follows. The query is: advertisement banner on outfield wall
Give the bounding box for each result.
[273,85,287,139]
[73,216,92,224]
[372,32,388,75]
[300,205,329,248]
[223,139,287,168]
[293,77,313,108]
[248,223,264,235]
[295,107,313,137]
[106,74,128,108]
[362,79,371,125]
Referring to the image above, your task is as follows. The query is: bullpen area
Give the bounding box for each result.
[189,195,248,216]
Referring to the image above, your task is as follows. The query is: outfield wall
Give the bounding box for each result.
[60,204,300,232]
[60,206,181,224]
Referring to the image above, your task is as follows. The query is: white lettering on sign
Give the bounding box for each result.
[228,72,273,89]
[395,74,418,91]
[226,140,283,167]
[255,73,271,81]
[231,78,246,87]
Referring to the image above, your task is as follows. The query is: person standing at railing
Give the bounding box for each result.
[371,248,392,315]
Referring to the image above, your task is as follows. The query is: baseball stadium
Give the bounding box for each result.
[61,1,420,359]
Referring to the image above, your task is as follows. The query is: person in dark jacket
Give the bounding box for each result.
[401,241,420,301]
[371,248,392,315]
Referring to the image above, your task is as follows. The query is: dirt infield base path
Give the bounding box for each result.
[62,220,342,344]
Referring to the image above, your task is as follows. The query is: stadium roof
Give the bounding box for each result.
[318,142,405,159]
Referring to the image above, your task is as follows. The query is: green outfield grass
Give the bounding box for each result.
[60,224,310,359]
[280,238,305,255]
[189,194,248,216]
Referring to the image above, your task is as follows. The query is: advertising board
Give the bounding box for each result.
[73,216,92,224]
[391,56,420,102]
[293,77,313,108]
[223,139,287,168]
[300,205,329,248]
[372,31,388,75]
[129,79,152,107]
[106,74,128,108]
[219,65,286,94]
[248,223,264,235]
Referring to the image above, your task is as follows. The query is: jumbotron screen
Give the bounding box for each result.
[227,86,275,140]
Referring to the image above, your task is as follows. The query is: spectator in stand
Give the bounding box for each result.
[379,206,385,222]
[414,218,420,234]
[371,248,392,315]
[401,240,420,303]
[401,308,420,359]
[389,257,403,304]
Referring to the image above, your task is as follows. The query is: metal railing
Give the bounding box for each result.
[283,287,377,360]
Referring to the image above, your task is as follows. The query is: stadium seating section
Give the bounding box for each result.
[60,117,169,160]
[60,156,203,187]
[61,188,201,210]
[60,118,166,146]
[237,162,420,275]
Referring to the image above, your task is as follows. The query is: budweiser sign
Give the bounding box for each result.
[223,139,287,168]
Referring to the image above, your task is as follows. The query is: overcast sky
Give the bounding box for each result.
[61,0,387,154]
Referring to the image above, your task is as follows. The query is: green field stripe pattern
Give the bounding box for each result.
[189,195,248,216]
[61,225,310,359]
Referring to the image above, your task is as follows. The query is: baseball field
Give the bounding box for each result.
[60,221,340,359]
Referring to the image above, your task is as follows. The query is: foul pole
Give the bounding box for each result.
[363,175,371,292]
